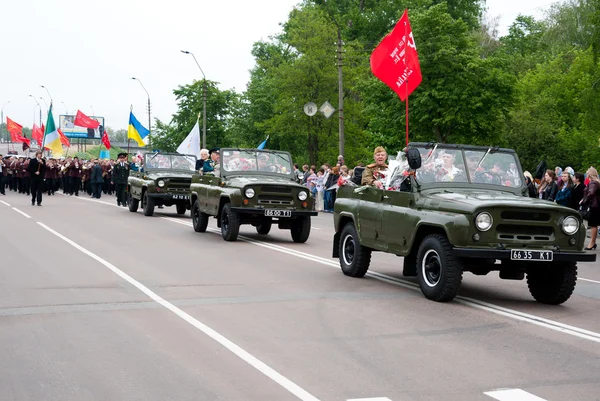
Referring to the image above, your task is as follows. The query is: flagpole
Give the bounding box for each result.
[405,11,409,148]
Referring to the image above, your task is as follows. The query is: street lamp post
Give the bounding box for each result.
[131,77,152,148]
[181,50,207,149]
[40,85,53,104]
[1,100,10,143]
[90,106,95,117]
[61,101,69,115]
[28,95,42,127]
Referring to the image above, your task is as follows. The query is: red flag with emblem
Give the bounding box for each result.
[370,10,422,101]
[6,117,23,141]
[73,110,100,129]
[101,130,111,149]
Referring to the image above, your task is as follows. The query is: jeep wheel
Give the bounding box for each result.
[176,203,187,215]
[143,192,155,217]
[416,234,463,302]
[339,222,371,277]
[128,192,139,213]
[526,262,577,305]
[256,223,271,235]
[290,216,311,243]
[221,204,240,241]
[192,200,209,233]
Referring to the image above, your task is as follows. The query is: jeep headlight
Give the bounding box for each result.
[245,188,255,199]
[475,212,493,232]
[157,180,165,188]
[298,191,308,201]
[562,216,579,235]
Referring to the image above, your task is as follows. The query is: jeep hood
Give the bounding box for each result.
[417,190,573,214]
[144,171,194,179]
[224,175,304,189]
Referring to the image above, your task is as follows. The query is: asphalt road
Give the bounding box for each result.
[2,190,600,401]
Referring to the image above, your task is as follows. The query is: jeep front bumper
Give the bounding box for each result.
[453,248,596,262]
[231,207,318,217]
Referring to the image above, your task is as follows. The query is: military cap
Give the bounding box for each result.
[118,152,128,158]
[209,147,220,155]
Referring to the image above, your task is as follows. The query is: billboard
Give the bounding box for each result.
[59,114,105,139]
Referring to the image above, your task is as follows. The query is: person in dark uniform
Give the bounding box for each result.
[90,159,104,199]
[112,153,130,206]
[28,151,46,206]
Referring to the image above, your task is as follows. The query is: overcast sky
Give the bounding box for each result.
[1,0,558,134]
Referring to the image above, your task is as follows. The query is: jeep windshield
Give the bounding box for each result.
[414,145,523,188]
[144,154,196,171]
[221,149,293,176]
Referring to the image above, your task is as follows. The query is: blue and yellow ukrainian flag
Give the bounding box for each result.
[128,111,149,147]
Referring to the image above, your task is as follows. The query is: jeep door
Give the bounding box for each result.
[204,176,222,215]
[356,186,387,251]
[380,190,417,254]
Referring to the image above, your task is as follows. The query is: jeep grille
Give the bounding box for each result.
[258,195,294,205]
[497,224,553,241]
[261,185,291,193]
[500,211,551,222]
[166,178,191,193]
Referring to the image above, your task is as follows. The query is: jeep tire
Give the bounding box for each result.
[416,234,463,302]
[128,192,139,213]
[291,216,311,243]
[221,204,240,241]
[143,191,155,217]
[176,203,187,215]
[256,223,271,235]
[526,262,577,305]
[192,200,209,233]
[339,222,371,277]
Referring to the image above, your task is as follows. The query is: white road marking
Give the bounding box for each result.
[163,217,600,344]
[484,388,547,400]
[347,398,393,401]
[0,200,11,207]
[580,277,600,284]
[62,195,600,343]
[35,221,320,401]
[12,207,31,219]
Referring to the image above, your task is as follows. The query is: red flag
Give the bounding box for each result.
[32,124,43,147]
[14,133,30,146]
[73,110,100,129]
[58,128,70,147]
[370,10,422,101]
[6,117,23,141]
[101,130,111,149]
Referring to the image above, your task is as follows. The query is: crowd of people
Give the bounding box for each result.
[524,165,600,250]
[0,152,135,206]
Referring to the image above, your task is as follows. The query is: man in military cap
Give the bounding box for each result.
[112,152,130,206]
[203,147,220,176]
[362,146,388,189]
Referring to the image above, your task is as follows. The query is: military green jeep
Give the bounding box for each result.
[333,143,596,304]
[189,148,317,242]
[127,152,197,216]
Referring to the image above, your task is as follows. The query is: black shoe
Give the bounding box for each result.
[32,201,35,206]
[586,244,597,250]
[37,203,41,206]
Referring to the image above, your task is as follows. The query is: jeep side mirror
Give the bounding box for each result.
[406,147,422,170]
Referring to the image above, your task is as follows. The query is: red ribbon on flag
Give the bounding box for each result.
[74,110,100,129]
[58,129,70,147]
[101,130,111,150]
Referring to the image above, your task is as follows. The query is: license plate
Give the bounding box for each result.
[264,209,292,217]
[510,250,553,261]
[172,194,189,200]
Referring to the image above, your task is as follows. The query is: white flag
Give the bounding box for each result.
[176,120,201,159]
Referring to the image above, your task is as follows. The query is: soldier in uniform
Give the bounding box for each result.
[362,146,388,189]
[203,148,220,176]
[112,152,130,207]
